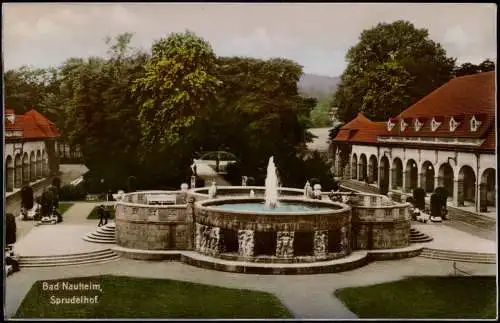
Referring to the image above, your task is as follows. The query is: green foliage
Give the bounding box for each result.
[412,187,426,210]
[21,186,34,210]
[335,276,496,319]
[333,20,456,122]
[6,213,17,245]
[15,275,292,318]
[59,184,87,201]
[52,177,61,190]
[454,59,495,77]
[310,99,332,127]
[125,176,137,193]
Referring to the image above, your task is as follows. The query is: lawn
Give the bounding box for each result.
[86,205,116,220]
[335,276,496,319]
[14,275,292,319]
[58,202,74,215]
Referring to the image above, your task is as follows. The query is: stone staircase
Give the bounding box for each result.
[83,223,116,244]
[410,228,433,243]
[340,180,380,195]
[18,249,119,267]
[443,207,496,241]
[419,248,496,264]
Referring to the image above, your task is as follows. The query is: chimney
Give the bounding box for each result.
[6,109,16,124]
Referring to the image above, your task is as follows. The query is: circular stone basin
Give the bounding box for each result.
[211,201,335,213]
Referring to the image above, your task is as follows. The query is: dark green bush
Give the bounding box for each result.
[59,184,87,201]
[225,162,243,186]
[126,176,137,193]
[52,177,61,190]
[413,187,426,210]
[21,186,34,210]
[434,187,449,209]
[6,213,16,245]
[430,192,441,218]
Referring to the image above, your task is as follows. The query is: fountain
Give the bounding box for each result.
[264,156,279,208]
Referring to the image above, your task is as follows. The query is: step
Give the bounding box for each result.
[86,233,115,241]
[20,255,121,267]
[422,249,496,257]
[410,238,433,243]
[419,255,495,264]
[83,236,116,244]
[20,253,117,265]
[419,251,496,259]
[19,250,116,263]
[99,226,115,233]
[20,249,113,259]
[90,231,115,238]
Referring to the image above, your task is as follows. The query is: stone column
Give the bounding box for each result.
[313,230,327,259]
[403,171,410,193]
[455,180,463,207]
[419,173,425,189]
[479,183,487,212]
[238,229,255,257]
[185,197,195,250]
[391,168,397,190]
[367,164,373,184]
[275,231,294,257]
[6,167,14,192]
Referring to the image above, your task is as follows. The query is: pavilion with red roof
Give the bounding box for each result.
[332,71,496,215]
[4,108,61,192]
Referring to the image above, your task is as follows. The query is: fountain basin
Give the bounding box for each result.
[193,197,352,263]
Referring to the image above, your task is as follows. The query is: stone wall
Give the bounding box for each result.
[115,202,189,250]
[350,203,410,250]
[193,198,352,262]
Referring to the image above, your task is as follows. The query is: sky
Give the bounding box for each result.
[2,3,497,77]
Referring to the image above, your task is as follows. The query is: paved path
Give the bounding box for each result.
[195,162,230,186]
[5,256,495,319]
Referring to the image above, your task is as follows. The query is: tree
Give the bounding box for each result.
[310,98,333,128]
[133,30,220,152]
[454,59,495,77]
[6,213,17,245]
[21,186,34,210]
[333,20,456,122]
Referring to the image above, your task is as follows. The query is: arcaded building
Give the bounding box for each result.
[333,71,496,215]
[4,109,61,193]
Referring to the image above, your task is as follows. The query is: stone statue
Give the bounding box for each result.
[242,176,248,187]
[249,189,255,197]
[208,181,217,198]
[312,184,322,200]
[304,181,312,198]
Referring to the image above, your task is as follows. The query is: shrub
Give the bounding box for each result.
[430,192,441,218]
[52,177,61,190]
[40,189,57,217]
[434,187,449,209]
[21,186,34,210]
[225,162,243,186]
[413,188,426,210]
[126,176,137,193]
[59,184,87,201]
[6,213,16,245]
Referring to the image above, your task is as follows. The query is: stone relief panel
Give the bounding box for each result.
[195,223,220,256]
[313,230,327,258]
[238,229,255,257]
[276,231,295,257]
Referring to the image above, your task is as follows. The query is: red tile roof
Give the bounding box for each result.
[334,72,496,151]
[383,72,495,142]
[333,113,385,144]
[5,108,61,139]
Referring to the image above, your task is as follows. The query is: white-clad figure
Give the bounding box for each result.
[313,184,322,200]
[208,181,217,198]
[304,181,312,198]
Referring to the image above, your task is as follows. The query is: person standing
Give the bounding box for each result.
[103,207,110,226]
[97,205,105,227]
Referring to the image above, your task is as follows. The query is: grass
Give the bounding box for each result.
[58,202,74,215]
[86,205,116,220]
[14,275,292,319]
[335,276,497,319]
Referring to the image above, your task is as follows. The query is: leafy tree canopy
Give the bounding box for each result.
[333,20,456,123]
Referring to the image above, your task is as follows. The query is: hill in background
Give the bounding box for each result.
[298,73,340,100]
